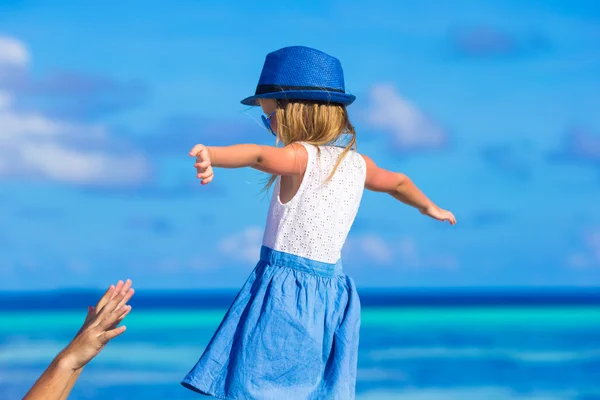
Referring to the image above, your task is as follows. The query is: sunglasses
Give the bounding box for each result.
[261,111,276,136]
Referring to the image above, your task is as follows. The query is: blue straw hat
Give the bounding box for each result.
[241,46,355,106]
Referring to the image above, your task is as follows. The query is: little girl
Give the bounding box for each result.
[181,46,456,400]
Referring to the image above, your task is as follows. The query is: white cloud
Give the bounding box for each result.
[355,234,393,263]
[0,91,74,138]
[0,91,11,108]
[345,234,457,269]
[146,255,215,273]
[567,228,600,269]
[0,36,149,186]
[0,35,29,67]
[366,84,447,151]
[219,226,263,264]
[586,230,600,256]
[567,253,591,269]
[550,127,600,167]
[344,234,392,265]
[398,237,458,269]
[398,237,419,265]
[21,141,147,184]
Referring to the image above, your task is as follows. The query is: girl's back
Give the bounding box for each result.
[183,141,367,399]
[182,45,455,400]
[263,143,366,264]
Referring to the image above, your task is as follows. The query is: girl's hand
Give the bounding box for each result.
[190,144,214,185]
[420,204,457,225]
[59,282,135,371]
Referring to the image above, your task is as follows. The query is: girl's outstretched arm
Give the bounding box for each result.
[190,143,307,185]
[361,154,456,225]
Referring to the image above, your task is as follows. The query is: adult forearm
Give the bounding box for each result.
[58,368,83,400]
[389,175,433,211]
[208,145,262,168]
[23,353,76,400]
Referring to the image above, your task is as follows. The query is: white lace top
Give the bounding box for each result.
[262,142,367,263]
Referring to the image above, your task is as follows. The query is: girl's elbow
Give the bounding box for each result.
[392,173,410,192]
[252,145,266,167]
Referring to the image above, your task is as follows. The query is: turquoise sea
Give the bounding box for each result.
[0,290,599,399]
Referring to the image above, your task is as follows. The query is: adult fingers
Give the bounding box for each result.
[116,279,132,298]
[108,305,132,329]
[99,304,132,330]
[115,287,135,311]
[113,280,124,296]
[111,280,132,305]
[94,284,117,312]
[100,325,127,343]
[96,279,130,316]
[93,289,130,327]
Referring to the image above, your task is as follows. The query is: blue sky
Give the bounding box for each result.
[0,0,599,289]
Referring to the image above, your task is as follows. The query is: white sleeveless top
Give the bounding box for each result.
[262,142,367,264]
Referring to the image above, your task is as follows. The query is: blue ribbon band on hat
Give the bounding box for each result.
[255,84,345,95]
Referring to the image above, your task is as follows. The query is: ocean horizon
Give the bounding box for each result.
[1,287,599,310]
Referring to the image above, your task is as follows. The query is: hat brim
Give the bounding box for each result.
[241,90,356,106]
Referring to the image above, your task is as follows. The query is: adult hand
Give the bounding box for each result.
[58,281,134,371]
[77,279,133,334]
[24,280,135,400]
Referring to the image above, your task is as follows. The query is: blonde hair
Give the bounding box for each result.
[263,99,357,190]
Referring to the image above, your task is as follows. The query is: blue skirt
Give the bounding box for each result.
[181,246,361,400]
